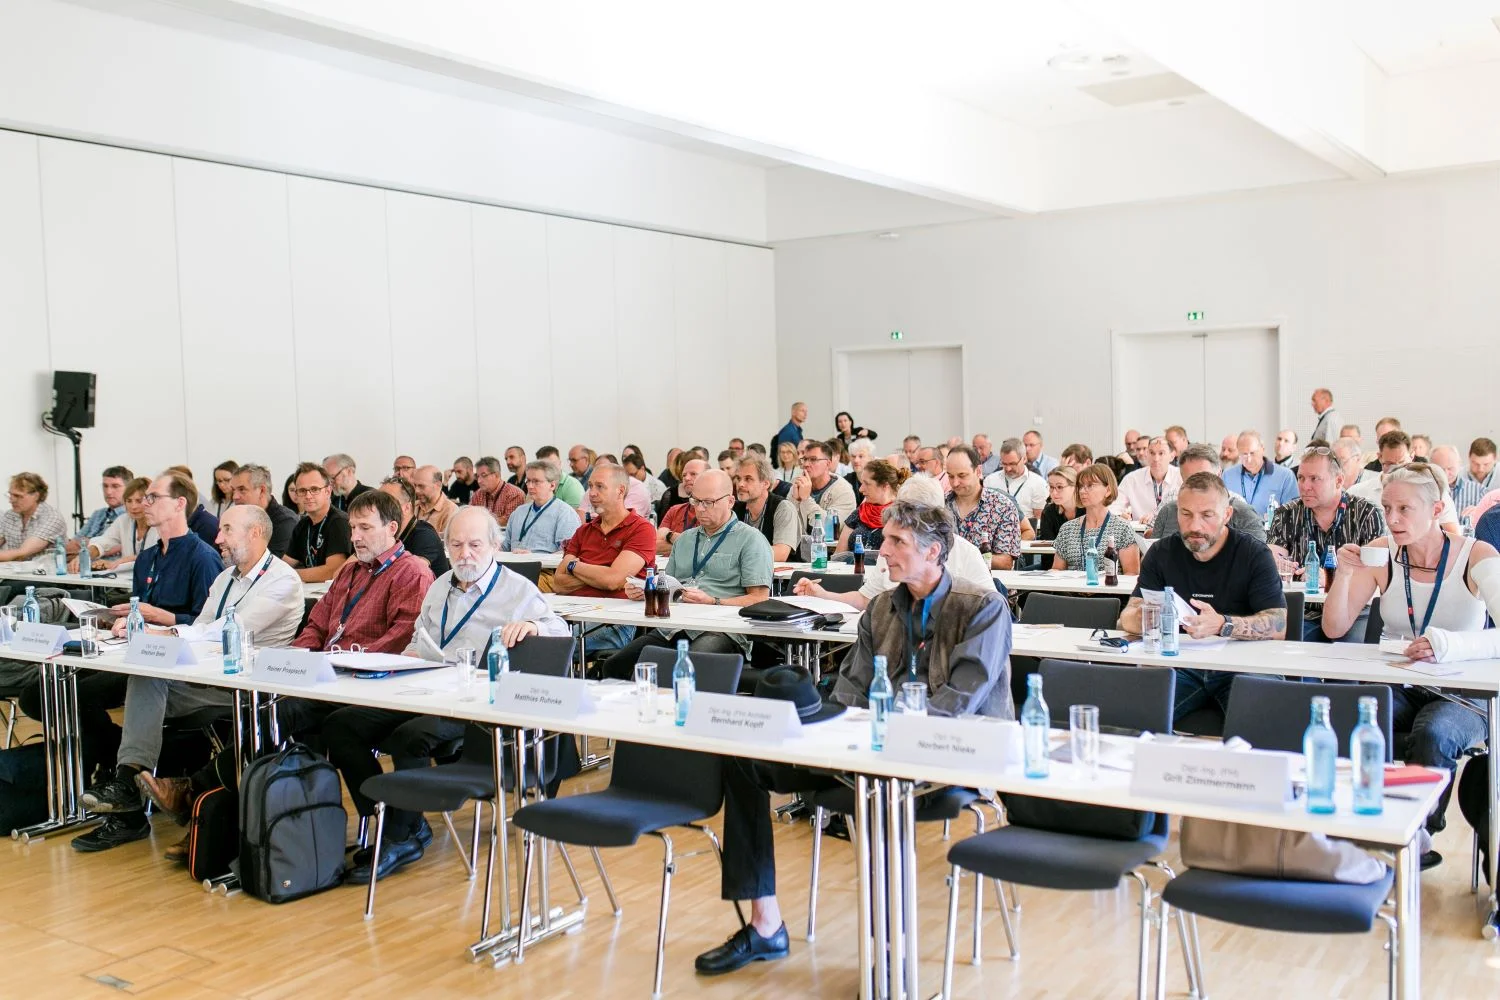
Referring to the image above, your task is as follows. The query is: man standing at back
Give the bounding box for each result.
[771,402,807,456]
[1223,430,1297,518]
[1309,388,1341,447]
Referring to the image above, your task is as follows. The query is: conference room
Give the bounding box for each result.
[3,1,1500,997]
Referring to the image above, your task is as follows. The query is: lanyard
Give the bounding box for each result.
[1005,475,1026,500]
[1240,466,1267,508]
[129,523,144,556]
[1401,536,1451,638]
[1083,511,1112,550]
[514,499,556,544]
[439,562,502,648]
[334,545,405,632]
[141,545,166,603]
[304,514,328,567]
[690,521,735,579]
[215,553,274,619]
[1151,477,1165,506]
[904,595,932,680]
[1305,497,1347,566]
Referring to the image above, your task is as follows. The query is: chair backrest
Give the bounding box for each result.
[1363,598,1384,643]
[457,635,576,764]
[1284,590,1304,643]
[1021,592,1121,629]
[1222,675,1394,759]
[1037,659,1175,734]
[609,645,745,814]
[789,569,863,594]
[504,561,543,586]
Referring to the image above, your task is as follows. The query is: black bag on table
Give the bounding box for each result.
[237,743,346,903]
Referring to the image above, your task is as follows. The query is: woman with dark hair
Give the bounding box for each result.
[211,460,239,518]
[834,411,877,448]
[282,471,298,512]
[835,459,906,554]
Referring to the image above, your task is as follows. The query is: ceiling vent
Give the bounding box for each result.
[1078,72,1204,107]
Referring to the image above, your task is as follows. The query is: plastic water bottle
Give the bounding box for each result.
[672,638,695,726]
[78,541,91,577]
[127,596,146,640]
[20,585,41,624]
[869,655,893,751]
[1084,545,1099,586]
[810,512,828,569]
[1021,674,1050,779]
[1264,493,1279,532]
[487,626,509,704]
[1304,695,1338,814]
[1159,587,1180,656]
[53,537,67,576]
[1303,540,1321,596]
[824,513,836,543]
[1351,696,1385,815]
[222,605,242,674]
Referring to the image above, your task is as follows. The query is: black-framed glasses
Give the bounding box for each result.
[1089,628,1131,649]
[141,492,177,506]
[687,494,733,510]
[289,486,328,498]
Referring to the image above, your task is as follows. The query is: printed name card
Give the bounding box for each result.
[12,622,67,655]
[124,633,198,667]
[683,693,802,745]
[255,649,336,686]
[1129,740,1292,809]
[883,715,1018,771]
[494,673,595,720]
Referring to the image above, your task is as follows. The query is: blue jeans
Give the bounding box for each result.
[582,623,634,655]
[1173,668,1235,720]
[1391,686,1489,831]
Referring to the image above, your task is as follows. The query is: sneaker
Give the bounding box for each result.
[135,773,193,826]
[81,774,144,814]
[694,923,790,975]
[72,814,150,853]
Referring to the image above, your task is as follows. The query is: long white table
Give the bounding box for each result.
[0,637,1447,999]
[996,569,1330,604]
[0,562,134,592]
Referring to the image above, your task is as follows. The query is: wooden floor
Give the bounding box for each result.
[5,726,1500,999]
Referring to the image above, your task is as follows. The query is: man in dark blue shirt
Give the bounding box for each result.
[107,472,224,630]
[1476,506,1500,554]
[769,401,806,457]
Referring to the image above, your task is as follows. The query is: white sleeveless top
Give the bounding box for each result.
[1379,536,1486,638]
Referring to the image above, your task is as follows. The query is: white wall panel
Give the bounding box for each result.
[725,244,777,446]
[547,217,618,454]
[612,228,677,468]
[286,175,394,475]
[173,159,299,486]
[386,191,478,468]
[672,238,731,451]
[39,138,183,515]
[0,132,55,490]
[472,205,552,458]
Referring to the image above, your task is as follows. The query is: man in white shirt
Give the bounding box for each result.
[983,438,1047,521]
[1112,437,1182,526]
[1309,387,1341,444]
[75,505,304,851]
[1346,431,1460,530]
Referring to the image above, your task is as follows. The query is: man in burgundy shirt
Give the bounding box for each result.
[656,457,707,556]
[469,455,526,526]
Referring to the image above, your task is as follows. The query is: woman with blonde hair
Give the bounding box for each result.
[774,441,802,485]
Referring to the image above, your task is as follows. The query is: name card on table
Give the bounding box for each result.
[124,633,198,667]
[12,622,67,655]
[494,673,595,721]
[1129,740,1292,809]
[256,649,336,686]
[683,692,802,746]
[884,715,1019,771]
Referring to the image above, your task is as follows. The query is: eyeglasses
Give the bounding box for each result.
[289,486,328,498]
[688,494,733,510]
[799,456,829,466]
[142,492,177,506]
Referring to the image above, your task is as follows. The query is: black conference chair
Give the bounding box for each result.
[1157,675,1397,999]
[511,646,744,997]
[941,659,1196,1000]
[359,635,581,925]
[1011,593,1122,714]
[504,561,543,586]
[1286,590,1305,643]
[788,569,863,595]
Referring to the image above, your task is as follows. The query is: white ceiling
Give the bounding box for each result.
[58,0,1500,240]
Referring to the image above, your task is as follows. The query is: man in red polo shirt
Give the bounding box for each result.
[555,466,656,599]
[656,457,708,556]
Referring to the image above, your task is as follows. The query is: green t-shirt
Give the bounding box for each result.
[662,519,773,650]
[554,475,585,509]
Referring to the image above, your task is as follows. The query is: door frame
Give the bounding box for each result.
[1108,319,1287,446]
[831,342,971,443]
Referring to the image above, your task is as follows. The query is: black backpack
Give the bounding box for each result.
[237,743,347,903]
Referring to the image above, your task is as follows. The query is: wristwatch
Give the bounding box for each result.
[714,596,722,606]
[566,559,579,575]
[1219,616,1234,638]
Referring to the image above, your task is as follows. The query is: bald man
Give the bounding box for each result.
[413,465,459,534]
[1223,430,1297,517]
[1219,435,1239,467]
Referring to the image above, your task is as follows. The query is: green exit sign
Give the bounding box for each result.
[1186,311,1205,321]
[890,330,903,341]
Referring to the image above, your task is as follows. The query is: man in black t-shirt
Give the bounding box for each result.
[379,477,450,576]
[1121,472,1286,717]
[284,462,355,583]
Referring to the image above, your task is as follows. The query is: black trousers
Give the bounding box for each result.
[719,756,838,901]
[321,706,466,840]
[18,669,127,779]
[599,629,742,681]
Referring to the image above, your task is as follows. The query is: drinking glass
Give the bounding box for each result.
[79,612,102,658]
[899,681,928,716]
[455,646,478,701]
[0,606,14,642]
[635,661,659,723]
[241,629,257,676]
[1070,704,1100,780]
[1141,603,1162,654]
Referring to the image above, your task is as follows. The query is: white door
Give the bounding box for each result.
[1203,328,1279,444]
[1115,327,1279,447]
[1116,331,1207,442]
[841,347,965,450]
[906,348,965,447]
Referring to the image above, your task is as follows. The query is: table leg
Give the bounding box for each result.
[871,780,889,998]
[900,781,919,999]
[231,690,244,784]
[1394,837,1420,1000]
[886,778,906,998]
[1486,696,1499,940]
[855,774,874,1000]
[14,659,94,841]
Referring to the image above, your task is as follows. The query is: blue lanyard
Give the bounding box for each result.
[904,595,932,680]
[215,553,274,619]
[1083,511,1112,550]
[338,545,405,627]
[1305,497,1347,567]
[141,546,164,603]
[1239,466,1267,508]
[1401,536,1451,638]
[439,562,503,648]
[690,521,735,579]
[514,499,555,544]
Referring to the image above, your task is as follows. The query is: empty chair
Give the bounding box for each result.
[1012,593,1123,712]
[504,561,544,586]
[1285,589,1305,643]
[1157,675,1398,999]
[941,659,1197,1000]
[511,645,745,997]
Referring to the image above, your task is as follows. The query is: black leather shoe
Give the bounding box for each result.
[695,923,790,975]
[351,816,432,866]
[71,814,150,853]
[1420,850,1444,871]
[344,835,425,885]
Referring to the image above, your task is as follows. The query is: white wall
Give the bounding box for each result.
[2,130,776,518]
[775,168,1500,454]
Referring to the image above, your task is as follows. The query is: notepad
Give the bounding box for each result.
[1384,765,1445,786]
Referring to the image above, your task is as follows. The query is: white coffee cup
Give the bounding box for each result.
[1360,545,1390,568]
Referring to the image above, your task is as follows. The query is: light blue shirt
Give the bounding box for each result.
[502,498,581,554]
[1223,460,1297,516]
[1028,453,1058,477]
[76,504,124,541]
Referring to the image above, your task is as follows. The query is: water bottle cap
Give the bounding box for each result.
[1027,673,1043,690]
[1311,695,1331,710]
